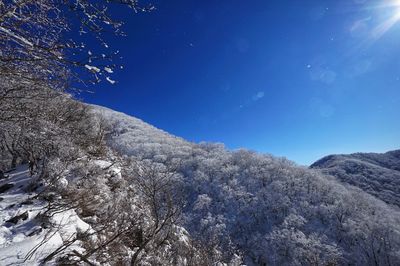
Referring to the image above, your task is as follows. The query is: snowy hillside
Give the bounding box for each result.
[90,105,400,265]
[310,150,400,207]
[0,165,90,265]
[91,105,194,159]
[1,102,400,265]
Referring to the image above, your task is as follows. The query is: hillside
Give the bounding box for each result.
[310,150,400,207]
[90,106,400,265]
[1,103,400,265]
[91,105,194,159]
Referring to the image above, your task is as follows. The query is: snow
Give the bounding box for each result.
[84,64,100,73]
[92,159,112,169]
[90,104,192,159]
[104,67,113,74]
[0,26,33,47]
[0,165,91,265]
[173,226,190,247]
[310,150,400,207]
[106,76,115,84]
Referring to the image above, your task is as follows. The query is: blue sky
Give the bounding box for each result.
[83,0,400,165]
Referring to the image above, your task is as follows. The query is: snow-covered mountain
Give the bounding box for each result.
[90,106,400,265]
[310,150,400,207]
[1,103,400,265]
[91,105,194,159]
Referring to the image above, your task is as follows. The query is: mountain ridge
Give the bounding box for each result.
[310,149,400,207]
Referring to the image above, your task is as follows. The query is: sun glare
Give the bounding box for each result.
[368,0,400,40]
[389,0,400,18]
[394,0,400,17]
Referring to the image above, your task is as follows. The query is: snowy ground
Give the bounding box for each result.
[0,165,89,265]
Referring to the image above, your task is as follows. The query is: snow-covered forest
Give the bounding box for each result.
[311,151,400,207]
[2,100,400,265]
[1,1,400,265]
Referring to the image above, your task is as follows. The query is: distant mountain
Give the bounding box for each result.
[310,150,400,207]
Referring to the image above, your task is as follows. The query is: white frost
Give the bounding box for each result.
[84,64,100,73]
[106,76,115,84]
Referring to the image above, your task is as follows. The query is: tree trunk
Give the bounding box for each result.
[11,153,17,169]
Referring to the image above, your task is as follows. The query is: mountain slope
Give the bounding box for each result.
[91,105,194,159]
[2,103,400,265]
[90,105,400,265]
[310,150,400,207]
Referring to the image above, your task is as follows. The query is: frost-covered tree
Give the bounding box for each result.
[0,0,153,90]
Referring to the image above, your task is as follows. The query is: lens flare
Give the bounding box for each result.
[371,0,400,39]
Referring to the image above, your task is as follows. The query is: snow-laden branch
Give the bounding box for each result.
[0,26,33,47]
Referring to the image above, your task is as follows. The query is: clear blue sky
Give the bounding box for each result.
[83,0,400,165]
